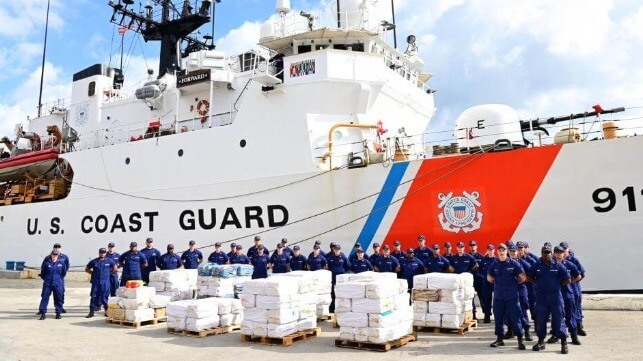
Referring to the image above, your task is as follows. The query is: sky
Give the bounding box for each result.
[1,0,642,141]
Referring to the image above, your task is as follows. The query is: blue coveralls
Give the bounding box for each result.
[118,251,148,286]
[392,250,407,278]
[289,254,308,271]
[480,255,496,317]
[414,246,433,265]
[207,251,229,265]
[39,256,67,315]
[247,245,270,259]
[513,257,532,330]
[560,259,580,335]
[87,257,116,311]
[105,251,121,296]
[453,253,479,315]
[470,251,486,315]
[307,253,327,271]
[488,258,525,337]
[230,253,250,264]
[140,247,161,283]
[402,257,425,289]
[350,258,374,273]
[527,260,569,340]
[375,255,400,273]
[251,254,269,279]
[270,252,291,273]
[568,253,585,325]
[327,252,350,312]
[181,249,203,269]
[424,255,451,273]
[57,253,70,307]
[157,253,182,270]
[521,255,538,320]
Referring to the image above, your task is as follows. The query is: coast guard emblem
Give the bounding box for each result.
[437,191,483,233]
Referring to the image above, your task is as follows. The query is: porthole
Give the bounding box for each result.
[178,149,184,157]
[240,139,247,148]
[125,157,131,165]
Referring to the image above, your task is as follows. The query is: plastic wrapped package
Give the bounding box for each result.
[297,317,316,331]
[351,297,395,313]
[232,313,244,325]
[442,313,465,328]
[316,304,330,317]
[267,322,298,338]
[265,278,298,296]
[167,315,187,330]
[125,308,155,322]
[369,311,400,328]
[316,293,332,305]
[413,301,428,313]
[335,274,352,284]
[186,315,220,331]
[397,279,408,293]
[158,290,181,301]
[347,271,396,282]
[339,327,355,341]
[429,302,463,315]
[394,293,410,310]
[150,295,172,309]
[186,298,219,318]
[150,270,185,284]
[237,265,254,276]
[244,308,268,323]
[460,273,474,287]
[464,286,475,300]
[108,297,121,309]
[412,288,440,302]
[267,308,299,324]
[336,312,368,328]
[425,273,464,291]
[396,322,414,337]
[255,294,298,309]
[252,322,268,337]
[219,313,234,327]
[354,327,369,342]
[412,274,429,289]
[299,292,318,306]
[365,281,399,299]
[107,308,125,320]
[198,262,217,276]
[185,269,198,285]
[425,313,441,327]
[440,289,464,303]
[148,282,166,292]
[242,280,267,295]
[240,320,254,335]
[298,304,316,320]
[334,282,366,299]
[463,301,473,312]
[117,286,156,300]
[398,306,414,322]
[413,313,426,327]
[368,327,397,344]
[120,298,150,310]
[336,298,352,313]
[229,299,243,314]
[215,298,233,314]
[211,265,237,278]
[311,270,332,284]
[166,300,193,318]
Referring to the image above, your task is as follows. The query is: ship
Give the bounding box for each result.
[0,0,639,292]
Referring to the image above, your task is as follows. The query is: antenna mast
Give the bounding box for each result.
[108,0,215,77]
[37,0,51,118]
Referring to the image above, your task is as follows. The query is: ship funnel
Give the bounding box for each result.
[455,104,525,152]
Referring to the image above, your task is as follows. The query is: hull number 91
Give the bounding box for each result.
[592,187,641,213]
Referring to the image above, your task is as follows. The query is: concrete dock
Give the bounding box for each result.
[0,279,641,361]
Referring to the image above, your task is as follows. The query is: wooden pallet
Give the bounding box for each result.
[105,317,167,328]
[167,324,241,338]
[414,320,477,335]
[241,327,321,346]
[318,315,333,321]
[334,333,417,352]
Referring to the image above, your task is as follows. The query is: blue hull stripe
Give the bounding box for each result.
[353,162,409,255]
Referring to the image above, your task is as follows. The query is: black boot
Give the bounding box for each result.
[490,336,505,347]
[38,314,46,320]
[504,329,515,339]
[571,333,581,345]
[532,339,545,351]
[517,334,526,350]
[561,338,569,354]
[473,311,478,321]
[55,313,61,319]
[547,335,559,344]
[524,327,533,341]
[61,308,67,314]
[484,314,491,324]
[86,311,95,318]
[577,323,587,336]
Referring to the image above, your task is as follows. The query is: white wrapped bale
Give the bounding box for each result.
[336,312,368,328]
[240,320,254,335]
[316,304,330,318]
[120,298,150,310]
[226,298,243,314]
[336,298,352,313]
[264,278,297,296]
[412,274,429,289]
[240,294,256,309]
[442,313,465,328]
[150,295,172,309]
[255,294,298,310]
[117,286,156,300]
[268,322,298,338]
[316,293,332,305]
[464,286,475,300]
[298,304,316,320]
[425,313,441,327]
[440,289,464,303]
[429,302,463,315]
[186,315,220,331]
[244,308,268,323]
[242,279,267,295]
[463,301,473,312]
[108,297,121,309]
[334,282,366,299]
[148,282,166,292]
[168,315,187,330]
[252,322,268,337]
[232,313,244,325]
[369,311,400,328]
[166,300,193,318]
[425,273,464,291]
[413,301,428,313]
[125,308,155,322]
[413,313,426,327]
[397,279,409,293]
[365,282,399,299]
[186,298,219,318]
[354,327,369,342]
[215,298,233,315]
[219,314,234,327]
[394,293,410,310]
[351,297,395,314]
[339,327,355,341]
[266,309,299,324]
[368,327,397,344]
[297,317,317,331]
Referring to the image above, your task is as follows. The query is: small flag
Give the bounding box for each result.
[468,128,474,140]
[592,104,604,114]
[118,25,128,35]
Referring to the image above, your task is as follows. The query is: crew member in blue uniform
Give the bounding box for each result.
[105,242,121,296]
[453,241,480,320]
[349,242,367,264]
[480,244,496,323]
[327,244,350,312]
[324,242,335,259]
[553,246,582,346]
[518,242,537,322]
[208,242,229,265]
[85,248,118,318]
[391,240,407,278]
[50,243,70,314]
[38,249,67,320]
[158,244,182,270]
[308,240,323,258]
[425,244,452,273]
[469,240,486,320]
[524,242,539,263]
[526,244,570,354]
[269,243,291,273]
[562,242,586,336]
[230,245,250,264]
[251,246,270,279]
[289,246,307,271]
[402,249,425,289]
[350,249,374,273]
[181,240,203,269]
[487,243,526,350]
[140,238,161,284]
[414,235,433,265]
[443,242,456,264]
[247,236,270,258]
[118,242,148,286]
[369,242,382,266]
[280,238,293,257]
[307,244,328,271]
[374,245,400,273]
[509,244,533,341]
[227,243,237,259]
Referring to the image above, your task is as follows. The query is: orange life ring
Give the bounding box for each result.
[196,99,210,116]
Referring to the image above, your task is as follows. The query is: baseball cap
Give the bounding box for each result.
[214,242,221,247]
[517,241,525,248]
[554,246,565,253]
[108,242,115,247]
[457,241,465,248]
[382,245,390,250]
[559,242,569,250]
[146,238,153,243]
[99,248,107,253]
[53,243,62,248]
[293,245,300,251]
[130,242,137,248]
[544,242,552,248]
[314,240,321,245]
[487,245,495,250]
[356,249,364,254]
[257,246,264,251]
[524,242,530,248]
[432,244,439,250]
[354,242,362,248]
[542,245,552,253]
[334,244,342,250]
[418,235,426,241]
[444,242,452,248]
[407,248,415,253]
[189,240,196,245]
[167,244,174,250]
[372,242,380,248]
[276,243,283,249]
[230,242,237,248]
[497,243,507,250]
[254,236,261,241]
[469,240,477,246]
[281,238,288,244]
[508,244,517,251]
[313,245,321,250]
[236,245,243,250]
[393,240,401,246]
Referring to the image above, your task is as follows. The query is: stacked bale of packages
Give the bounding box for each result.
[334,272,413,344]
[271,270,333,319]
[412,273,475,328]
[239,275,319,338]
[107,285,161,323]
[148,269,198,301]
[196,264,253,298]
[166,297,243,332]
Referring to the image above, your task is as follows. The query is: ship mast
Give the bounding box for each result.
[108,0,215,77]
